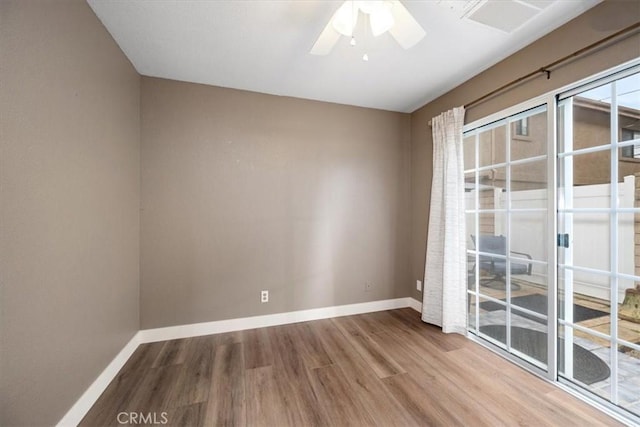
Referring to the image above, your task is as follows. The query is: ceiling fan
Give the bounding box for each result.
[310,0,426,56]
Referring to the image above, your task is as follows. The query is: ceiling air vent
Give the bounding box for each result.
[461,0,554,33]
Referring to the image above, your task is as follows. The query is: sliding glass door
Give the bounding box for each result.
[466,61,640,422]
[465,102,554,374]
[557,68,640,417]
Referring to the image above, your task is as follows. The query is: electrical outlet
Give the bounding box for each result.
[416,280,422,291]
[364,282,372,292]
[261,290,269,303]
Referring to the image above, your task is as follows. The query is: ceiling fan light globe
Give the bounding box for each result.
[370,5,394,36]
[332,1,358,36]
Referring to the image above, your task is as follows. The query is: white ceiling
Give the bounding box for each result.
[87,0,601,113]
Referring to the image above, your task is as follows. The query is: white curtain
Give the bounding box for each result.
[422,106,466,335]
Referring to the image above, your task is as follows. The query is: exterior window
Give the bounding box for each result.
[621,128,640,159]
[515,117,529,136]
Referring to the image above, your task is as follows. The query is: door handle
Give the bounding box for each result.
[557,233,569,248]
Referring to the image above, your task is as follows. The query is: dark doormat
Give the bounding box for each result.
[481,280,521,291]
[480,325,611,385]
[479,293,608,324]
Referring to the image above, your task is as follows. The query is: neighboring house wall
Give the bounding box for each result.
[571,100,639,186]
[0,1,140,425]
[475,101,639,189]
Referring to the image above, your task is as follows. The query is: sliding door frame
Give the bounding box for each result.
[546,94,558,383]
[463,57,640,424]
[556,62,640,409]
[464,92,557,381]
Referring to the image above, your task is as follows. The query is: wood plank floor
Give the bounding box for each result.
[80,308,621,426]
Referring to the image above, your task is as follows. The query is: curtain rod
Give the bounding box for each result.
[464,21,640,111]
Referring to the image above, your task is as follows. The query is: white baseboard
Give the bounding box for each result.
[57,331,142,427]
[57,296,416,425]
[139,297,412,343]
[408,297,422,313]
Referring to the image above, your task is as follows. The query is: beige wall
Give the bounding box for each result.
[0,1,140,425]
[140,78,411,329]
[410,0,640,301]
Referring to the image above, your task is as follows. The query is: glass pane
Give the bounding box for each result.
[616,73,640,166]
[618,340,640,390]
[474,224,507,297]
[478,211,506,239]
[466,212,476,251]
[559,112,605,213]
[619,139,640,183]
[617,340,640,415]
[511,211,547,263]
[464,171,476,211]
[511,159,547,193]
[617,336,640,414]
[616,72,640,111]
[571,82,612,152]
[479,296,506,349]
[558,99,570,154]
[558,70,640,417]
[620,128,640,143]
[558,268,611,329]
[571,213,611,273]
[617,201,640,405]
[510,263,548,314]
[618,209,639,280]
[479,124,506,167]
[558,325,612,397]
[618,74,640,204]
[511,109,547,161]
[510,307,548,367]
[478,166,506,210]
[571,149,611,189]
[478,187,497,213]
[617,73,640,166]
[468,293,477,330]
[464,134,476,170]
[467,255,477,292]
[618,181,640,412]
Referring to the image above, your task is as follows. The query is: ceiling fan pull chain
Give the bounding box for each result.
[363,11,369,61]
[351,0,357,46]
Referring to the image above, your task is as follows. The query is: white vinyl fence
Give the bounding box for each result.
[467,175,636,301]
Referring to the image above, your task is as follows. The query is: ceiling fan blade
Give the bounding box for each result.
[310,20,341,55]
[388,0,426,49]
